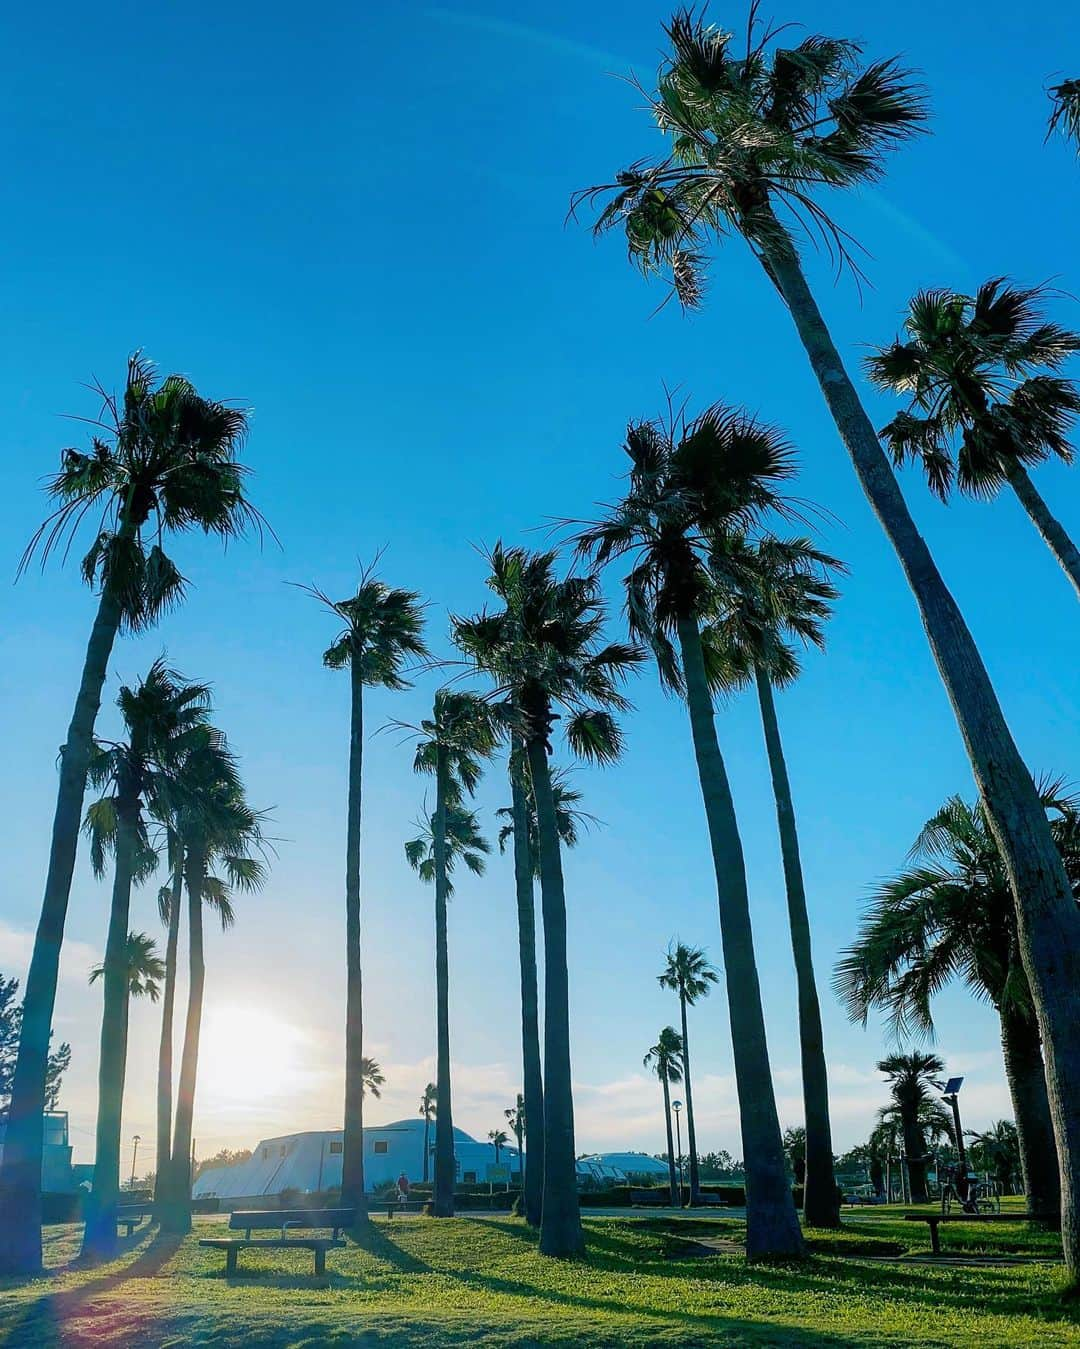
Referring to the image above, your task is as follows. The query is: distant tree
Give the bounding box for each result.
[359,1057,384,1099]
[697,1150,742,1181]
[643,1026,684,1206]
[504,1094,526,1174]
[876,1052,948,1203]
[967,1121,1022,1194]
[419,1083,437,1184]
[0,977,70,1119]
[783,1127,807,1187]
[1047,79,1080,153]
[658,943,718,1208]
[194,1148,252,1181]
[488,1130,510,1164]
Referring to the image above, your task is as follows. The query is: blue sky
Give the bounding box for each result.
[2,0,1079,1168]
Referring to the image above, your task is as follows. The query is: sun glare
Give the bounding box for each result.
[197,1004,306,1106]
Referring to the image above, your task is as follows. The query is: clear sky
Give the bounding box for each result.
[2,0,1079,1170]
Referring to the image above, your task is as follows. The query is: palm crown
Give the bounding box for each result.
[359,1057,385,1099]
[495,768,596,870]
[311,568,429,686]
[1047,78,1080,153]
[22,353,265,632]
[405,803,491,896]
[644,1026,685,1084]
[165,737,268,893]
[575,404,795,692]
[876,1051,947,1126]
[411,690,503,804]
[89,931,166,1002]
[420,1083,437,1121]
[659,941,720,1005]
[452,544,644,762]
[866,279,1080,499]
[574,7,927,304]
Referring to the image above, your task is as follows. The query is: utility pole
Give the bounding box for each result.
[129,1134,141,1190]
[672,1100,684,1206]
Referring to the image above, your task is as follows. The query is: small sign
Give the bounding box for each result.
[487,1164,510,1183]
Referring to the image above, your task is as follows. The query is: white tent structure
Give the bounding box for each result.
[576,1152,670,1185]
[193,1117,520,1203]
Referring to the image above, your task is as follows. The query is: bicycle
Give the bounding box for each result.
[941,1178,1000,1215]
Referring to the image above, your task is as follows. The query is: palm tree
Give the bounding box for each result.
[419,1083,437,1184]
[576,405,803,1257]
[710,533,843,1228]
[643,1027,684,1207]
[505,1094,526,1181]
[89,932,166,1139]
[488,1129,509,1165]
[658,943,718,1208]
[159,738,267,1234]
[495,766,595,1227]
[308,568,427,1215]
[454,545,644,1256]
[834,791,1078,1218]
[876,1052,946,1204]
[867,279,1080,600]
[359,1057,384,1099]
[578,12,1080,1272]
[967,1121,1022,1194]
[407,690,500,1218]
[79,662,212,1259]
[1,355,263,1275]
[1047,79,1080,152]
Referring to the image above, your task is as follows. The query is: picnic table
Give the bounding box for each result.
[115,1203,153,1236]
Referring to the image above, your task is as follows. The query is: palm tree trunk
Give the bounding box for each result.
[341,662,367,1215]
[526,735,584,1258]
[675,614,803,1258]
[432,748,456,1218]
[1006,462,1080,603]
[662,1076,678,1207]
[423,1115,430,1184]
[678,993,702,1206]
[81,810,137,1260]
[753,665,839,1229]
[510,745,544,1228]
[0,581,126,1275]
[1000,1005,1061,1221]
[760,232,1080,1274]
[154,853,183,1218]
[161,846,206,1234]
[901,1114,928,1204]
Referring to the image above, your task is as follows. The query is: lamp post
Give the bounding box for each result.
[672,1100,684,1206]
[939,1077,967,1173]
[129,1134,141,1190]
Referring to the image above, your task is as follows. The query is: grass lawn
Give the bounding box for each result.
[0,1208,1077,1347]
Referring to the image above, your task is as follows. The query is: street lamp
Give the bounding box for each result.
[671,1100,684,1205]
[939,1076,967,1173]
[130,1134,141,1190]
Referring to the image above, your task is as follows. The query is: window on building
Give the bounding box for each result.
[373,1141,388,1154]
[329,1141,343,1155]
[463,1171,477,1184]
[280,1145,287,1157]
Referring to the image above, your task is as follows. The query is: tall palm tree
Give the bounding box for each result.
[1,355,263,1275]
[159,739,267,1234]
[419,1083,437,1184]
[90,931,166,1143]
[454,545,644,1256]
[153,849,233,1219]
[79,662,212,1259]
[359,1057,385,1099]
[834,790,1080,1218]
[576,405,804,1257]
[1047,79,1080,153]
[710,532,843,1227]
[643,1027,684,1207]
[578,11,1080,1272]
[876,1051,946,1204]
[308,569,428,1215]
[496,765,595,1227]
[488,1130,510,1164]
[867,279,1080,600]
[658,943,718,1208]
[505,1094,526,1181]
[407,690,500,1218]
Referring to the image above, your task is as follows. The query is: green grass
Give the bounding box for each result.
[0,1211,1076,1347]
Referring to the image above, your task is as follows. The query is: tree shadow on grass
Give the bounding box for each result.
[0,1231,184,1347]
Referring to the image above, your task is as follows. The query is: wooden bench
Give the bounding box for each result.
[116,1204,153,1236]
[368,1199,425,1221]
[903,1210,1057,1255]
[629,1189,670,1207]
[199,1208,355,1275]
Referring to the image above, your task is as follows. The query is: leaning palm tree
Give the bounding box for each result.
[577,11,1080,1271]
[419,1083,437,1184]
[454,545,644,1256]
[79,662,212,1259]
[868,279,1080,600]
[643,1027,684,1207]
[575,404,804,1257]
[495,766,596,1227]
[709,532,843,1227]
[359,1057,385,1100]
[505,1094,526,1180]
[407,690,500,1218]
[876,1051,946,1204]
[658,943,718,1209]
[834,790,1080,1218]
[1,355,263,1275]
[1047,79,1080,153]
[307,568,428,1214]
[159,738,267,1234]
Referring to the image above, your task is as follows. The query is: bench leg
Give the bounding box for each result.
[929,1221,941,1256]
[226,1246,239,1276]
[314,1247,326,1277]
